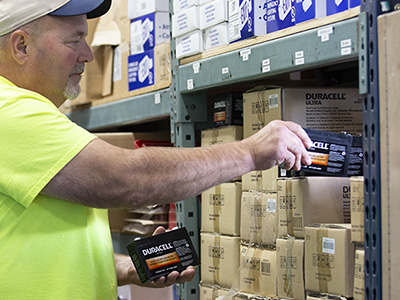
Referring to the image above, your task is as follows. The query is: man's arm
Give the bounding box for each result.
[42,120,312,208]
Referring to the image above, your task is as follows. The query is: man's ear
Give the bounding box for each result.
[9,30,31,65]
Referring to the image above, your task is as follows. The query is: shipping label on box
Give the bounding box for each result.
[176,30,203,58]
[172,6,200,37]
[130,12,170,55]
[266,0,296,33]
[295,0,315,23]
[174,0,199,13]
[228,0,267,43]
[128,0,169,20]
[240,191,277,246]
[351,176,364,244]
[201,182,242,236]
[276,238,305,300]
[204,22,229,51]
[327,0,348,16]
[304,224,355,297]
[353,248,365,300]
[240,244,277,297]
[277,177,351,239]
[200,0,228,30]
[200,233,241,288]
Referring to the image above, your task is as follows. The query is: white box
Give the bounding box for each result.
[128,0,169,20]
[176,30,203,58]
[173,0,199,13]
[200,0,228,30]
[172,6,200,37]
[203,22,229,50]
[130,12,170,55]
[228,0,267,43]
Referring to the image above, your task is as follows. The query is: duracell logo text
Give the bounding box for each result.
[209,194,225,206]
[305,93,346,100]
[142,243,173,256]
[311,141,329,150]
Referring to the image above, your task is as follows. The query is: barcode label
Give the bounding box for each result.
[261,262,271,274]
[322,237,335,254]
[269,94,278,108]
[267,198,276,213]
[293,217,303,229]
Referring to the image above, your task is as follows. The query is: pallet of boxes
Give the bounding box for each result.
[200,86,365,300]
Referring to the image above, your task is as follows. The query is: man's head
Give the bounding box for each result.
[0,0,111,107]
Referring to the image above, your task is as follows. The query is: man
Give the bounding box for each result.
[0,0,312,299]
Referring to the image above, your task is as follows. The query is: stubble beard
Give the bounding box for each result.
[63,65,84,100]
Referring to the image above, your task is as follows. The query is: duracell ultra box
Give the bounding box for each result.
[201,182,242,236]
[350,176,364,244]
[304,224,355,297]
[127,227,199,283]
[240,191,277,246]
[277,177,351,239]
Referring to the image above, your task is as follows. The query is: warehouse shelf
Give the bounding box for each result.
[178,16,359,94]
[67,88,171,131]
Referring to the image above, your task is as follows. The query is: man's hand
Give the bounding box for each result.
[115,226,196,287]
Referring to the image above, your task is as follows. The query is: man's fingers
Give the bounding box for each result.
[285,121,313,149]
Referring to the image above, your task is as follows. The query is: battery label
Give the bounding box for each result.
[146,252,180,270]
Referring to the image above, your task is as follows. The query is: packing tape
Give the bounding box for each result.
[212,234,221,285]
[212,185,222,233]
[283,236,295,298]
[316,226,331,293]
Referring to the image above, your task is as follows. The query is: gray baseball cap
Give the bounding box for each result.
[0,0,112,36]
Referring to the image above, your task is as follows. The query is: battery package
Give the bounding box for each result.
[126,227,200,283]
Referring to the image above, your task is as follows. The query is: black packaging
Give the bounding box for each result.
[348,135,363,176]
[213,92,243,127]
[127,227,200,284]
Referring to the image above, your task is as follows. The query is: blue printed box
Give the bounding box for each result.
[128,50,155,91]
[130,12,170,55]
[349,0,361,8]
[295,0,315,23]
[266,0,296,34]
[327,0,348,16]
[228,0,267,43]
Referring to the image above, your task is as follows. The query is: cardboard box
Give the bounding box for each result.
[201,182,242,236]
[201,126,243,146]
[305,224,355,297]
[378,10,400,300]
[277,177,351,238]
[266,0,295,34]
[172,6,200,37]
[200,0,228,30]
[240,191,277,246]
[276,238,305,300]
[128,42,171,91]
[200,233,241,288]
[176,30,203,59]
[130,12,170,55]
[128,0,169,20]
[350,176,364,244]
[242,167,278,193]
[204,22,229,51]
[228,0,267,43]
[174,0,199,13]
[239,244,277,297]
[243,87,363,139]
[199,284,231,300]
[353,248,365,300]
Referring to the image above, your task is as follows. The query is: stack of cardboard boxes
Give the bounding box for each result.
[200,86,365,300]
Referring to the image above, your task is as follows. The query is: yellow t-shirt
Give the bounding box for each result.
[0,76,117,299]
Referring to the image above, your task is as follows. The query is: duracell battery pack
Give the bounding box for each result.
[126,227,200,284]
[301,128,353,176]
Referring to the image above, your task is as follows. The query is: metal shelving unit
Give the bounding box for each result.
[66,2,400,299]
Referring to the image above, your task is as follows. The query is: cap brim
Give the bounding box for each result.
[49,0,111,19]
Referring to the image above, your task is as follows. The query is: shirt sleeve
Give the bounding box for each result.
[0,97,97,208]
